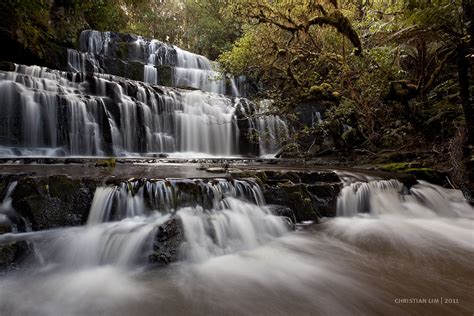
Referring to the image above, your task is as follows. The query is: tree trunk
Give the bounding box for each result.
[457,44,474,146]
[456,42,474,204]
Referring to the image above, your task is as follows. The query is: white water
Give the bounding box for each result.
[237,98,289,155]
[0,177,472,314]
[73,30,238,95]
[173,47,227,94]
[0,29,290,157]
[178,197,287,262]
[0,63,287,157]
[0,66,233,156]
[0,182,32,233]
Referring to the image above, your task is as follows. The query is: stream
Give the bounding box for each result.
[0,175,472,315]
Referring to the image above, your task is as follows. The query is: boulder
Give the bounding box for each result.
[263,182,319,222]
[149,217,183,265]
[306,182,342,217]
[11,176,100,230]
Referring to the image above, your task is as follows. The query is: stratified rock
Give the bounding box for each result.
[264,182,319,222]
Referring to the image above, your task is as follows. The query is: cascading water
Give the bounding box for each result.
[0,30,289,157]
[173,47,227,94]
[0,64,259,157]
[236,98,289,156]
[178,197,288,262]
[0,178,286,268]
[336,175,473,218]
[0,174,472,315]
[0,182,31,233]
[72,30,237,95]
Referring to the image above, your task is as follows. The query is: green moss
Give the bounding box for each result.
[255,171,267,183]
[115,42,130,60]
[128,61,144,82]
[95,158,116,168]
[157,65,173,87]
[48,175,80,203]
[376,162,412,171]
[376,162,446,185]
[309,83,333,96]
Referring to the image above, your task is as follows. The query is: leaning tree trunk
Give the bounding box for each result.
[457,44,474,145]
[456,42,474,204]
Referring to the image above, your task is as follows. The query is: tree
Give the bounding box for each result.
[220,0,362,93]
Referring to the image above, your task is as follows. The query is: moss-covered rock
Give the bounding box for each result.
[10,176,100,230]
[95,158,116,168]
[263,182,319,222]
[157,65,173,87]
[376,162,448,186]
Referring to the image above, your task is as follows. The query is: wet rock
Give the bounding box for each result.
[206,167,226,173]
[156,65,173,87]
[299,171,340,183]
[263,170,340,184]
[0,61,15,72]
[149,217,183,265]
[0,224,15,271]
[10,176,100,230]
[263,183,319,222]
[267,204,297,224]
[0,224,31,272]
[306,182,342,217]
[376,162,447,186]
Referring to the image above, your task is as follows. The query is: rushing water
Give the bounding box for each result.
[0,63,285,157]
[0,176,472,315]
[0,28,290,158]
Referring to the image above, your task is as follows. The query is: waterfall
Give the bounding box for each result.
[336,177,473,218]
[74,29,241,96]
[0,64,287,157]
[0,29,289,157]
[79,30,111,55]
[173,47,226,94]
[1,174,473,314]
[0,182,31,233]
[176,91,238,155]
[0,65,236,156]
[236,98,289,156]
[0,178,287,268]
[178,197,288,262]
[87,178,266,220]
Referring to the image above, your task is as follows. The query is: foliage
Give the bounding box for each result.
[217,0,472,159]
[122,0,242,59]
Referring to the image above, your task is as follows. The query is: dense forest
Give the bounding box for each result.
[0,0,472,199]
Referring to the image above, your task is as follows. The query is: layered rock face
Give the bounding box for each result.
[0,30,288,158]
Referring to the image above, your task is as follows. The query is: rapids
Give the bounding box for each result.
[0,175,472,315]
